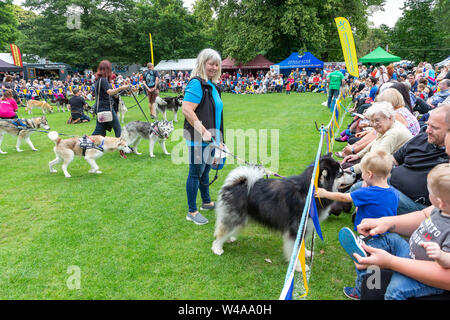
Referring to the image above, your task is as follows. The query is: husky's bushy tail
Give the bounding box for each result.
[155,96,167,106]
[47,131,61,144]
[220,165,266,193]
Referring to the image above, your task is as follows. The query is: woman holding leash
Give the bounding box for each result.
[182,48,224,225]
[91,60,129,138]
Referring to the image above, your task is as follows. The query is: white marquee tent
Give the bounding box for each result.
[154,58,196,71]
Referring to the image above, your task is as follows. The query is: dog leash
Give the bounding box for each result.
[0,122,76,137]
[209,137,287,179]
[127,87,151,123]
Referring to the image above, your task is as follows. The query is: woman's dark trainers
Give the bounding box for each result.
[343,287,360,300]
[200,202,216,210]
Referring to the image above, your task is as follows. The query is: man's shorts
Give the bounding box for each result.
[147,88,159,104]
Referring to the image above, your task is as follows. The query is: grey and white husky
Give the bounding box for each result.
[121,120,174,157]
[155,95,183,122]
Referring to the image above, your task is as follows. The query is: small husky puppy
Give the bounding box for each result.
[121,120,174,157]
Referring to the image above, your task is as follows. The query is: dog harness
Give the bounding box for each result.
[150,122,165,139]
[5,118,34,135]
[79,135,104,156]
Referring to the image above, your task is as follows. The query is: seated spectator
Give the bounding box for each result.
[353,76,378,114]
[67,88,90,123]
[0,90,18,119]
[375,88,420,136]
[245,84,255,94]
[416,83,429,101]
[342,101,413,173]
[414,79,450,114]
[350,104,449,214]
[232,83,242,94]
[407,73,418,93]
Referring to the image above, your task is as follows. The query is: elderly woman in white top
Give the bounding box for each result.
[343,101,413,174]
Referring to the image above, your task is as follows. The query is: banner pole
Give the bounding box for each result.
[149,33,154,65]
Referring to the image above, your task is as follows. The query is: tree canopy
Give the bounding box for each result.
[6,0,449,68]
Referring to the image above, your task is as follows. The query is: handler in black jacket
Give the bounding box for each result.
[182,48,224,225]
[91,60,129,137]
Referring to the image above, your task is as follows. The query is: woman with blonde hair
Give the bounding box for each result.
[182,48,224,225]
[376,88,420,136]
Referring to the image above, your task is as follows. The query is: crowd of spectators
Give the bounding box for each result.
[333,60,450,217]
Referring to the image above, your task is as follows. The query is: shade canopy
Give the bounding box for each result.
[359,47,401,64]
[437,56,450,67]
[0,59,22,72]
[221,54,274,70]
[154,58,197,71]
[274,51,324,70]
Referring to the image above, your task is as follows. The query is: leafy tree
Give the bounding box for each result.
[16,0,210,68]
[197,0,385,63]
[20,0,138,68]
[0,0,20,51]
[389,0,448,63]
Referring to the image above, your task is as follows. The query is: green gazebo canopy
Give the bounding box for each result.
[359,47,401,64]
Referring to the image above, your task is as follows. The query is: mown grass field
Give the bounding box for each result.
[0,91,356,300]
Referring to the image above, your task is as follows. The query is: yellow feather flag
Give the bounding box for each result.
[335,17,359,78]
[49,90,52,94]
[297,240,309,298]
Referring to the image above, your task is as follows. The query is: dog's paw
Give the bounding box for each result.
[212,242,224,255]
[135,151,142,155]
[16,149,23,152]
[64,174,71,178]
[49,169,57,173]
[227,237,237,243]
[32,148,39,152]
[164,152,171,155]
[150,154,155,158]
[95,170,102,174]
[0,151,8,154]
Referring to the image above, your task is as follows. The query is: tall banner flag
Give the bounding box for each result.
[149,33,154,65]
[334,17,359,78]
[10,44,23,67]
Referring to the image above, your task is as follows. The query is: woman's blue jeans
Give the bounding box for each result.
[354,232,445,300]
[186,144,214,213]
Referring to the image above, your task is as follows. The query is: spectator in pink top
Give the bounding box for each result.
[0,90,19,119]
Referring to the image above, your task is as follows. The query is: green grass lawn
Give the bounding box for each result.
[0,91,356,300]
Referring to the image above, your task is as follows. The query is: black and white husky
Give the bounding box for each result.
[121,120,174,157]
[155,95,183,122]
[211,155,356,271]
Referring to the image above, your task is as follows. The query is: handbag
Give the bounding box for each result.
[96,78,113,123]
